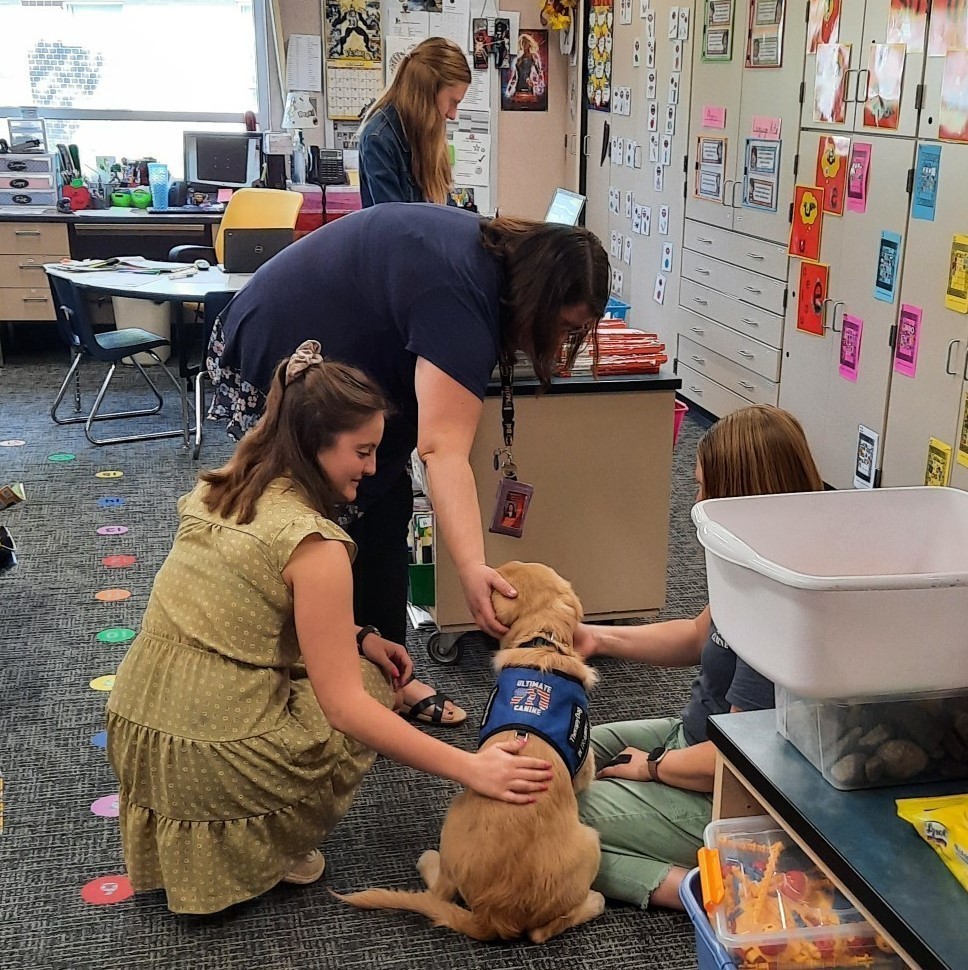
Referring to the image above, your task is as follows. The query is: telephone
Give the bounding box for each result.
[310,148,348,186]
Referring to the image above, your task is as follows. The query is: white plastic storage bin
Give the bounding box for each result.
[776,685,968,790]
[111,297,171,365]
[692,487,968,698]
[702,815,902,970]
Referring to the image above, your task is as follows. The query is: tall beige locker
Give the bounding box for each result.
[582,0,695,354]
[676,0,804,418]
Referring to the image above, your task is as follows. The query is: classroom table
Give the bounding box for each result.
[708,709,968,970]
[44,264,250,456]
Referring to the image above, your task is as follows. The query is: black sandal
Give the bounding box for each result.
[398,690,468,726]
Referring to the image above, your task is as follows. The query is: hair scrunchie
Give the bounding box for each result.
[285,339,324,385]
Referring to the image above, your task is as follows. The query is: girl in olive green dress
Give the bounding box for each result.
[107,340,553,915]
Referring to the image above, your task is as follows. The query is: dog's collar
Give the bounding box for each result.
[518,633,564,651]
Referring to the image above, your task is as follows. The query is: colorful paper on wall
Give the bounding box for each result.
[846,142,872,213]
[695,136,727,201]
[743,138,780,211]
[815,135,850,214]
[797,261,829,336]
[912,143,941,220]
[894,304,922,378]
[946,234,968,313]
[751,115,781,139]
[928,0,968,57]
[939,50,968,142]
[746,0,785,68]
[813,43,850,124]
[587,0,614,111]
[887,0,928,53]
[788,185,824,261]
[925,437,953,486]
[839,313,863,382]
[703,0,735,61]
[958,391,968,467]
[702,105,727,128]
[853,424,879,489]
[874,230,902,303]
[807,0,841,53]
[863,43,905,130]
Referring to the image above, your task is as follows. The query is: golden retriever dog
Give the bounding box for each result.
[337,561,604,943]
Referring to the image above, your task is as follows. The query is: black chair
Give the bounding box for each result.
[48,273,187,446]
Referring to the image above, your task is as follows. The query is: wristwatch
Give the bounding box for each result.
[355,625,381,654]
[647,746,668,783]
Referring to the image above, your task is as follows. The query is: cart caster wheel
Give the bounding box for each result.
[427,632,462,665]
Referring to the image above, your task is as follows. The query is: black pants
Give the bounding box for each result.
[346,472,413,645]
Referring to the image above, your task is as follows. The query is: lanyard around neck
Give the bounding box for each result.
[495,358,517,480]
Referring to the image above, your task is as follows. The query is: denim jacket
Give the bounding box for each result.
[358,104,456,207]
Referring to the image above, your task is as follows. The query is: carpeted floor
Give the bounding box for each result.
[0,339,712,970]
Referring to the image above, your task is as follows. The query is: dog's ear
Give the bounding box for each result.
[491,561,527,626]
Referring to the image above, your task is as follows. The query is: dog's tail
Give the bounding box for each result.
[335,889,496,941]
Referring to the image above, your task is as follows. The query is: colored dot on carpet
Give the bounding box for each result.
[81,875,133,906]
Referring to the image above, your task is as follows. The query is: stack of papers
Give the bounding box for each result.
[566,320,668,376]
[54,256,195,275]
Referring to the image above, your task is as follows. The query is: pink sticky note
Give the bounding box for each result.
[894,304,922,379]
[839,315,864,382]
[751,115,781,139]
[217,188,233,203]
[702,105,726,129]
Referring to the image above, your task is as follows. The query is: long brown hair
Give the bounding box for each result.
[362,37,471,204]
[200,352,387,524]
[480,216,610,386]
[697,404,823,499]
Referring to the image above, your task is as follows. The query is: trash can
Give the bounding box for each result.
[112,297,171,365]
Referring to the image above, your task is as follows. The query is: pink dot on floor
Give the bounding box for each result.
[91,794,120,818]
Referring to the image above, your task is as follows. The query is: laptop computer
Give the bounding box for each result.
[221,228,294,274]
[544,187,586,226]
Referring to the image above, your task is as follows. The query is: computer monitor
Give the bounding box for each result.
[183,131,262,192]
[544,187,586,226]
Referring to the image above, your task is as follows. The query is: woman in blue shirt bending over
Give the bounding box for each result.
[574,405,823,912]
[358,37,471,207]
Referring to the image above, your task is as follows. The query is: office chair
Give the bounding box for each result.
[169,187,304,266]
[48,273,187,446]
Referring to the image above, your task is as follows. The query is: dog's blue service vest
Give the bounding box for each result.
[478,665,590,778]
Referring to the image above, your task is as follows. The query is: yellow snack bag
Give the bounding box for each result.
[896,794,968,894]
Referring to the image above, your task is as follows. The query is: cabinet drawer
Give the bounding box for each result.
[679,312,781,381]
[679,278,784,348]
[0,221,69,256]
[684,219,788,281]
[681,249,786,316]
[0,174,55,191]
[0,253,62,287]
[0,155,55,175]
[676,362,751,418]
[677,335,778,406]
[0,286,56,321]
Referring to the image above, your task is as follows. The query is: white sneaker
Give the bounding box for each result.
[282,849,326,885]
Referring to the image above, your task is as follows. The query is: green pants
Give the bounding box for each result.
[577,717,712,908]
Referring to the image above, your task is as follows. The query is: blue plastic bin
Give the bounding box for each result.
[604,296,631,320]
[680,868,737,970]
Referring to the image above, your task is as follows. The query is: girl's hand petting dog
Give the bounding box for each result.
[466,735,554,804]
[596,747,649,782]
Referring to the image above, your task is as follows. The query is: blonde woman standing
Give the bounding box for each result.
[358,37,471,207]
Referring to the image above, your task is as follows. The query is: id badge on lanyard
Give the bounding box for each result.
[489,359,534,538]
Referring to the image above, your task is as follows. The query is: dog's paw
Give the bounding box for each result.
[416,849,440,883]
[590,891,606,917]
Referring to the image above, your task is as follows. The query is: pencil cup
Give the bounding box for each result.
[147,163,169,210]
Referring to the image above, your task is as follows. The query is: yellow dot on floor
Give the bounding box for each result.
[95,470,124,479]
[89,675,116,692]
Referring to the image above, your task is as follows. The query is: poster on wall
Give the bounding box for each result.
[814,44,851,123]
[874,230,903,303]
[894,303,923,378]
[502,30,548,111]
[746,0,785,68]
[587,0,614,111]
[788,185,824,261]
[797,261,829,336]
[325,0,382,62]
[925,437,953,486]
[839,313,863,382]
[807,0,841,53]
[703,0,734,61]
[946,234,968,313]
[863,44,906,130]
[958,391,968,467]
[854,425,879,490]
[912,143,941,220]
[742,138,780,211]
[939,49,968,142]
[695,136,727,202]
[928,0,968,57]
[846,141,872,213]
[887,0,928,53]
[815,135,850,214]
